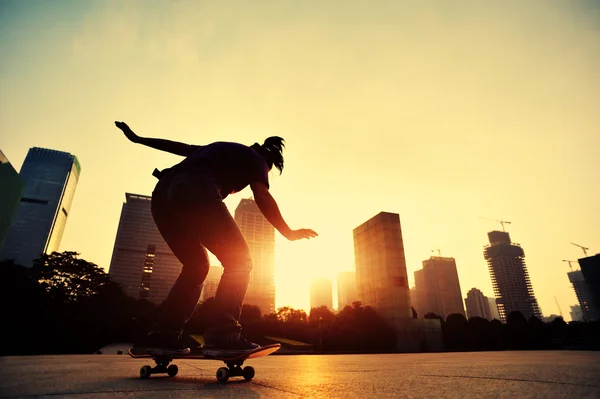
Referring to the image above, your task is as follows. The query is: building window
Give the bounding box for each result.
[139,244,156,299]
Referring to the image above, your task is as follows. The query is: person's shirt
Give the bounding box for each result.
[172,141,269,199]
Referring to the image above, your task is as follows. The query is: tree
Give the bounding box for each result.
[32,251,111,303]
[276,306,308,323]
[308,306,335,324]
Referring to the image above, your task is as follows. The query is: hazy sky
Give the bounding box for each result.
[1,0,599,318]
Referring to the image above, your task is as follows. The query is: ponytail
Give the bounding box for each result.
[252,136,285,174]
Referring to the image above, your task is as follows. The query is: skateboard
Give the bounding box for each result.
[128,343,281,382]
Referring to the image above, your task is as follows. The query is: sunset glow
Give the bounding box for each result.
[2,1,599,319]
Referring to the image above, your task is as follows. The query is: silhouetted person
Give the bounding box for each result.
[115,121,317,356]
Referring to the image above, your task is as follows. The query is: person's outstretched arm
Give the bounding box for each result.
[115,121,198,157]
[251,182,318,241]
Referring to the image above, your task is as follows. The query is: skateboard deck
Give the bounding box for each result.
[128,343,281,382]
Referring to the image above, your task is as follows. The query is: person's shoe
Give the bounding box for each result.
[202,328,260,358]
[132,330,191,356]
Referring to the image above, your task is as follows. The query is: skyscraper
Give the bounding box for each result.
[1,148,80,267]
[0,150,25,253]
[353,212,412,322]
[108,193,182,304]
[200,266,223,302]
[567,269,598,321]
[413,256,465,319]
[483,230,541,321]
[337,271,357,310]
[310,278,333,310]
[464,288,493,320]
[234,198,276,315]
[578,254,600,321]
[354,212,443,352]
[488,297,501,320]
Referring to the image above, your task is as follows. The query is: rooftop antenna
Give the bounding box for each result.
[431,249,441,257]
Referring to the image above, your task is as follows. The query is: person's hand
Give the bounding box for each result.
[286,228,318,241]
[115,121,139,143]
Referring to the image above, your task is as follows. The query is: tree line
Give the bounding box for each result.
[1,251,598,355]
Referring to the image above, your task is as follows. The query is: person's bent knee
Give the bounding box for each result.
[221,252,253,274]
[180,262,209,286]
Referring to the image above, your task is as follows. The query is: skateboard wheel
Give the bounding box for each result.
[242,366,255,380]
[216,367,230,382]
[167,364,178,377]
[140,365,152,379]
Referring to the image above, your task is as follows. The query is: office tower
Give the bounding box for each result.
[234,198,276,315]
[483,230,541,321]
[413,256,465,319]
[570,305,583,322]
[310,278,333,310]
[108,193,182,304]
[488,297,501,320]
[464,288,493,320]
[0,150,25,253]
[1,148,80,267]
[578,254,600,321]
[354,212,442,352]
[200,266,223,302]
[568,269,598,321]
[337,271,357,310]
[353,212,412,322]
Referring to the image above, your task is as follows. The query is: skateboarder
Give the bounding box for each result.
[115,121,317,357]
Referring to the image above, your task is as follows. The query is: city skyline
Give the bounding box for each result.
[2,1,599,318]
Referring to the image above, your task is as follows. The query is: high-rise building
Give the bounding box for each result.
[108,193,182,304]
[570,304,583,322]
[413,256,465,319]
[483,230,541,321]
[568,269,599,321]
[354,212,443,352]
[578,254,600,321]
[0,150,25,254]
[488,297,501,320]
[234,198,276,316]
[337,271,357,310]
[353,212,412,323]
[200,266,223,302]
[465,288,493,320]
[1,148,80,267]
[310,278,333,310]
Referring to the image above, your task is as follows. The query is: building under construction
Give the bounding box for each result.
[483,231,541,321]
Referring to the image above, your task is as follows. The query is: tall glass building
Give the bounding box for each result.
[234,198,276,316]
[0,150,25,253]
[108,193,182,304]
[0,148,81,267]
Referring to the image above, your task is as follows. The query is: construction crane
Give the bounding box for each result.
[571,242,589,257]
[554,297,563,317]
[562,260,576,271]
[478,217,512,232]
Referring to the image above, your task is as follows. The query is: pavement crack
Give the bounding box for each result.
[421,374,600,388]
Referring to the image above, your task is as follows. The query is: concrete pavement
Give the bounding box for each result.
[1,351,599,398]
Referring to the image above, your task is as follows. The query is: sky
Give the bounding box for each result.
[1,0,599,319]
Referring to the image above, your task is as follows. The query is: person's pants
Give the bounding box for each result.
[150,172,253,334]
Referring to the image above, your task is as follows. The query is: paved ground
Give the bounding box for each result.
[1,351,599,398]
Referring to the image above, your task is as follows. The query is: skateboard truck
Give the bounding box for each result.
[139,355,255,382]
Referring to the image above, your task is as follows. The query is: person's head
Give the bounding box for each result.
[251,136,285,174]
